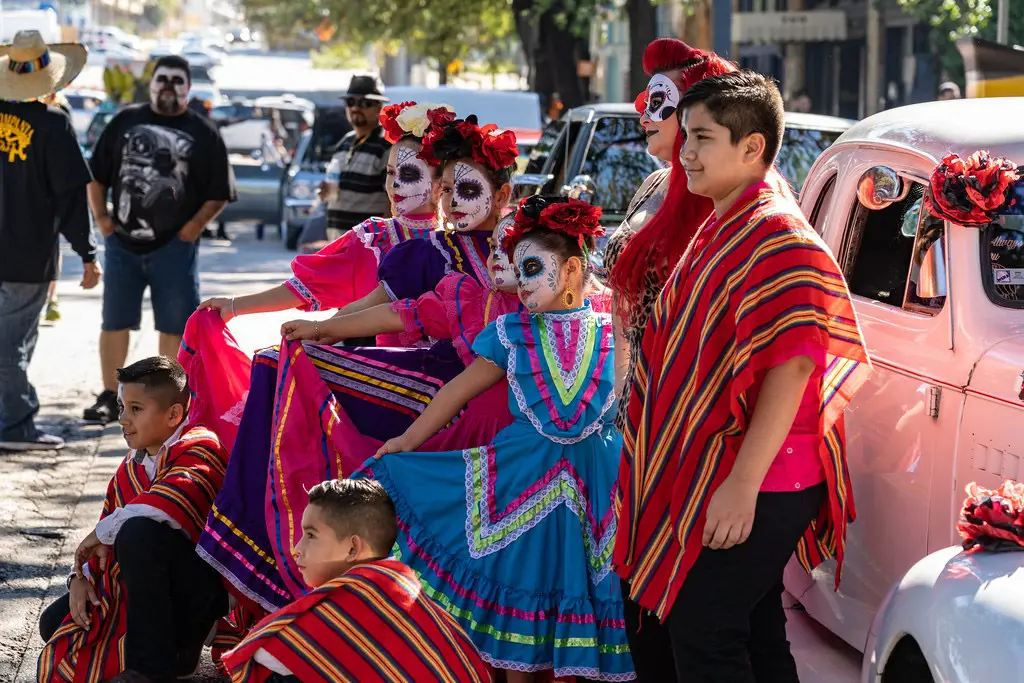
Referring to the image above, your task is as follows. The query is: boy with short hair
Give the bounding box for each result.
[613,70,871,681]
[38,357,230,683]
[223,478,491,683]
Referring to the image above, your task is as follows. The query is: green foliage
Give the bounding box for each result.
[310,41,371,70]
[897,0,1024,84]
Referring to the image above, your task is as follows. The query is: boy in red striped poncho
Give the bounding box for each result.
[222,478,492,683]
[38,356,231,683]
[613,71,871,681]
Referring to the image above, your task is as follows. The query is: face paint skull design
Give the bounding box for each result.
[644,73,680,123]
[150,66,190,115]
[488,215,517,292]
[388,144,434,215]
[447,161,493,232]
[513,240,563,312]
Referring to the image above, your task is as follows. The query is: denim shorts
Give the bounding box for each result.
[101,234,200,335]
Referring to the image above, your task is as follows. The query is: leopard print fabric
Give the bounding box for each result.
[603,168,671,431]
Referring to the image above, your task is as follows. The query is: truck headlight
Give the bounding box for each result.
[290,180,313,200]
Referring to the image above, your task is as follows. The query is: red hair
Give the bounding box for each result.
[610,40,737,315]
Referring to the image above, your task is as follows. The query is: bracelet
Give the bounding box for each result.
[314,320,320,339]
[230,297,236,318]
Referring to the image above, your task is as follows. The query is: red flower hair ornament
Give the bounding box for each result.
[420,115,519,170]
[957,480,1024,553]
[503,196,604,252]
[379,101,457,144]
[925,150,1021,227]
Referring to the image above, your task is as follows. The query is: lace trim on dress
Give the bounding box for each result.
[478,653,637,681]
[496,314,616,445]
[284,276,321,312]
[462,444,617,586]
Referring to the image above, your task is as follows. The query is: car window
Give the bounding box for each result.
[191,65,213,82]
[579,116,664,216]
[983,214,1024,308]
[776,127,844,194]
[843,180,947,314]
[524,120,565,174]
[85,112,115,148]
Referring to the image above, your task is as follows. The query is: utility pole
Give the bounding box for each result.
[997,0,1009,45]
[865,0,882,115]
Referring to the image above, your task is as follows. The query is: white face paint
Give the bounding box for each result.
[645,73,680,123]
[150,66,190,114]
[488,216,517,292]
[513,240,564,312]
[447,161,493,232]
[387,144,434,215]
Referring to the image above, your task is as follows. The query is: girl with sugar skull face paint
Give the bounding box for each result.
[363,195,633,681]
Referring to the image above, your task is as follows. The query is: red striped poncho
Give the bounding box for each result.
[612,182,871,620]
[38,426,230,683]
[222,559,492,683]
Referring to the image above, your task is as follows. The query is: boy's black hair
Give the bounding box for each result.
[153,55,191,83]
[678,70,785,167]
[116,356,190,410]
[307,479,398,555]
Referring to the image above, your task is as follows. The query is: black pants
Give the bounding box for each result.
[39,517,228,680]
[623,483,826,683]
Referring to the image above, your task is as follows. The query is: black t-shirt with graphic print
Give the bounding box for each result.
[90,104,236,254]
[0,101,95,283]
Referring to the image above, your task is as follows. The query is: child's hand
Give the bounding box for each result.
[281,319,318,341]
[374,435,415,460]
[74,529,110,576]
[69,575,100,629]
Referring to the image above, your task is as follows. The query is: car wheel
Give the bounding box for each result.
[285,222,303,251]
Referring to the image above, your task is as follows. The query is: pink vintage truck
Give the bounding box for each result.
[783,97,1024,682]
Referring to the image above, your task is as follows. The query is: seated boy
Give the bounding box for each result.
[613,71,870,681]
[38,357,231,683]
[222,478,492,683]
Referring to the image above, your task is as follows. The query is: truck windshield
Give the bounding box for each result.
[776,127,844,194]
[983,215,1024,308]
[579,116,665,217]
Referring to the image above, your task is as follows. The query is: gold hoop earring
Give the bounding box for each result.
[562,290,575,308]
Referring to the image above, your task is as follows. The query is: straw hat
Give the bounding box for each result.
[0,30,86,102]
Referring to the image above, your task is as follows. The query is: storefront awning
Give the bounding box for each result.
[732,10,848,44]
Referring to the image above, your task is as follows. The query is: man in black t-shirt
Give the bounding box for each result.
[84,55,236,423]
[0,31,100,452]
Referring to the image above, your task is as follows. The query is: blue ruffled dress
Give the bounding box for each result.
[358,303,635,681]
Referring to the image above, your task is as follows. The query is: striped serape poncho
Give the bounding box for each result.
[612,181,871,620]
[222,559,492,683]
[38,426,230,682]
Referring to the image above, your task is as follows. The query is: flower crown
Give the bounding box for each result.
[926,150,1022,227]
[503,195,604,251]
[379,101,456,144]
[420,114,519,170]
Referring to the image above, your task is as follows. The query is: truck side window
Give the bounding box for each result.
[579,117,665,217]
[845,181,945,314]
[984,215,1024,308]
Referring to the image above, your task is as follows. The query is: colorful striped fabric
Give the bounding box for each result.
[38,427,231,682]
[222,560,492,683]
[612,182,871,620]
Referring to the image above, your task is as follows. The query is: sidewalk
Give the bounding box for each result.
[0,231,328,683]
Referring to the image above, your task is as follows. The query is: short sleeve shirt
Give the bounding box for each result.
[90,104,236,253]
[0,101,93,282]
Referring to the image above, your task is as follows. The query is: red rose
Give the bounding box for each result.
[539,200,604,240]
[426,107,455,131]
[476,129,519,172]
[379,101,416,144]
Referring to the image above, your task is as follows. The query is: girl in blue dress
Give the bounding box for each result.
[360,196,635,682]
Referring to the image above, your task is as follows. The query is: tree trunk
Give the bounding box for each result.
[438,61,449,85]
[511,0,537,90]
[626,0,658,97]
[538,8,585,107]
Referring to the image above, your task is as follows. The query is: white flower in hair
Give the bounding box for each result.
[396,102,454,137]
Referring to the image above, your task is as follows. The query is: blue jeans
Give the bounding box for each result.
[0,282,48,441]
[102,235,200,335]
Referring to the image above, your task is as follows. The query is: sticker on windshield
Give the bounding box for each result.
[993,268,1024,284]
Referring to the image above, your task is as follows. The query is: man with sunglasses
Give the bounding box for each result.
[319,74,392,241]
[83,55,236,424]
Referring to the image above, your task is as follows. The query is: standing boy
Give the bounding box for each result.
[39,357,230,683]
[613,71,871,681]
[223,478,490,683]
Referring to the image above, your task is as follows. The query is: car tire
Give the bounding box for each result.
[881,637,934,683]
[285,222,303,251]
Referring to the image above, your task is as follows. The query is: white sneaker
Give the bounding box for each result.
[0,432,65,451]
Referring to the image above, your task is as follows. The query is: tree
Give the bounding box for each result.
[897,0,1024,86]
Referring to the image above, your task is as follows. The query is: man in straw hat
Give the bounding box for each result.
[0,30,100,453]
[82,55,235,424]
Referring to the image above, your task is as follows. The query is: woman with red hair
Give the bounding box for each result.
[604,39,734,426]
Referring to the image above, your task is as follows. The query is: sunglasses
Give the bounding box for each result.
[345,97,379,109]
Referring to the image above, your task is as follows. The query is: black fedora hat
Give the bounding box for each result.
[340,74,388,102]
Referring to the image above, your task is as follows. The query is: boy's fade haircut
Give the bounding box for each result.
[679,69,785,168]
[307,478,398,555]
[116,356,190,409]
